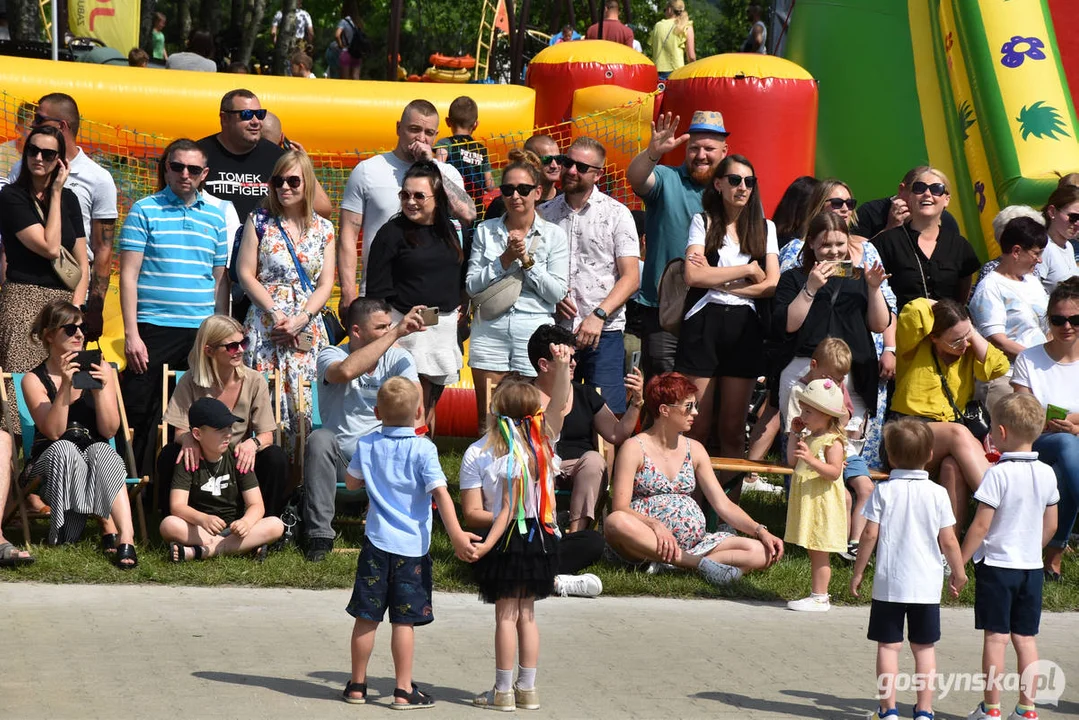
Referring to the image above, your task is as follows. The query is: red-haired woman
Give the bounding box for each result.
[604,372,784,586]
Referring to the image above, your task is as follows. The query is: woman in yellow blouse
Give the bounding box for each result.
[893,297,1010,526]
[651,0,695,80]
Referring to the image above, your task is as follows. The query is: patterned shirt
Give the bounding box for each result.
[541,188,639,331]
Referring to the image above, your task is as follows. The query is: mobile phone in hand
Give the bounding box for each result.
[1047,404,1068,422]
[419,307,439,326]
[296,329,314,352]
[630,350,641,371]
[73,350,103,390]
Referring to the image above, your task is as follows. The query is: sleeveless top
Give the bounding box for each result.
[29,361,104,461]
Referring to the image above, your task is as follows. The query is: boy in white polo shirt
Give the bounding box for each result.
[851,418,967,720]
[962,393,1060,720]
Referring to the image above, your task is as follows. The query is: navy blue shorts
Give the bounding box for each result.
[973,561,1043,636]
[868,599,941,644]
[346,539,434,626]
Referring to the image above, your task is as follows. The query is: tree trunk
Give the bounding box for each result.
[10,0,41,41]
[236,0,266,67]
[385,0,403,81]
[270,0,297,75]
[139,0,156,51]
[200,0,222,36]
[178,0,192,46]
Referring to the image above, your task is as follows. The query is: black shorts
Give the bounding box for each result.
[868,599,941,644]
[346,539,434,626]
[674,303,762,379]
[973,561,1043,636]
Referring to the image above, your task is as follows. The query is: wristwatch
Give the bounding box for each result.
[521,255,535,270]
[592,307,608,321]
[753,523,768,538]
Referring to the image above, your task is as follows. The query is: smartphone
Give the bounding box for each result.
[832,261,863,279]
[630,350,641,372]
[419,307,439,326]
[73,350,103,390]
[296,329,314,352]
[1047,404,1068,422]
[219,528,232,538]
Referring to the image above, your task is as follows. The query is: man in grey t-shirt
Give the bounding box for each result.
[302,298,425,561]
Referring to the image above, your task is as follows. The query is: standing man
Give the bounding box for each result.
[542,137,639,412]
[271,0,315,50]
[627,110,728,376]
[337,99,476,312]
[119,139,229,474]
[586,0,635,47]
[8,93,118,340]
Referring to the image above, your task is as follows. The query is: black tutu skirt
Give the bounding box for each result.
[474,517,560,604]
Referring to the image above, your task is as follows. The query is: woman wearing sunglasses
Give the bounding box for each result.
[871,167,981,312]
[236,150,335,453]
[1011,277,1079,581]
[1036,184,1079,293]
[21,300,137,567]
[365,161,464,433]
[159,314,286,516]
[0,126,89,428]
[466,149,569,424]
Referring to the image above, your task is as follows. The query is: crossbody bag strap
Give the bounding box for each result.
[930,350,963,420]
[903,224,930,299]
[274,216,315,295]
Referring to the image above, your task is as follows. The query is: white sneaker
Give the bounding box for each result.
[967,702,1003,719]
[1007,708,1038,719]
[553,573,602,598]
[787,594,831,612]
[742,476,784,495]
[698,558,743,586]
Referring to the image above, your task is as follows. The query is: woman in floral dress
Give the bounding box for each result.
[235,151,335,454]
[603,372,784,586]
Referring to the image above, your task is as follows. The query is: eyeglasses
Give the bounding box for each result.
[911,181,948,197]
[724,174,757,188]
[1049,314,1079,327]
[168,161,205,176]
[942,333,969,350]
[1066,212,1079,224]
[667,400,698,413]
[827,197,857,211]
[215,339,249,354]
[540,155,560,166]
[223,108,268,121]
[60,323,84,337]
[557,155,602,174]
[398,190,432,202]
[271,175,302,189]
[500,183,537,197]
[27,144,60,162]
[33,113,66,128]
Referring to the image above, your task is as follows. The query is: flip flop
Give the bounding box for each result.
[0,542,34,568]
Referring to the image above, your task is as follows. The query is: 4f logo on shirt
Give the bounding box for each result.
[201,474,231,496]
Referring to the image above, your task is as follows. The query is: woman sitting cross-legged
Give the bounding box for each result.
[160,397,284,561]
[603,372,784,585]
[22,300,137,567]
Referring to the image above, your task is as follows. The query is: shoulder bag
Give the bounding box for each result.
[33,197,82,291]
[658,212,710,336]
[274,217,346,345]
[470,231,541,321]
[930,350,990,441]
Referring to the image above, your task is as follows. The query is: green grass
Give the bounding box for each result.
[4,445,1079,611]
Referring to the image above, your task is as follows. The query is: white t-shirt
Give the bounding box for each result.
[972,452,1060,569]
[862,469,956,604]
[1035,240,1078,294]
[202,192,242,264]
[340,151,465,293]
[459,437,499,510]
[272,8,313,39]
[684,215,778,318]
[968,270,1048,353]
[1011,344,1079,413]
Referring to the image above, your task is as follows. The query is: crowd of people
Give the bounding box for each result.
[0,85,1074,719]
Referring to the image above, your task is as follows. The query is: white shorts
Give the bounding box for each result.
[391,307,463,386]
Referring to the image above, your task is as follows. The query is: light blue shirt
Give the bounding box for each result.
[465,213,569,315]
[347,426,447,556]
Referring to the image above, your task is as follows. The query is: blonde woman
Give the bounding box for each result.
[158,314,287,515]
[651,0,695,80]
[236,150,336,452]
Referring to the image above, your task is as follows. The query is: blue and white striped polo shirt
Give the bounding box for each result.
[119,187,228,328]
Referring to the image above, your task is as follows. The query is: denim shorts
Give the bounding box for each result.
[468,310,551,376]
[844,454,871,488]
[346,539,434,626]
[574,330,628,413]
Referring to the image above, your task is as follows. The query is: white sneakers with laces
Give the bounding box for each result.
[786,594,831,612]
[553,573,603,598]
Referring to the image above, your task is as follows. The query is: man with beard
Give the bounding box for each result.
[337,99,476,312]
[627,110,729,376]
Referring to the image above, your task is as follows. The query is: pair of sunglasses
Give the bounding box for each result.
[216,339,249,353]
[1049,314,1079,327]
[60,323,84,337]
[501,183,537,197]
[169,160,205,176]
[27,144,59,162]
[724,174,757,188]
[223,108,268,121]
[539,155,560,166]
[1064,212,1079,224]
[398,190,432,201]
[911,181,948,197]
[271,175,302,189]
[557,155,602,174]
[827,197,858,211]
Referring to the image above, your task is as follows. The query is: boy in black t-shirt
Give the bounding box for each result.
[160,397,284,562]
[434,96,494,212]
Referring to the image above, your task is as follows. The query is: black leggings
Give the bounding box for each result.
[156,442,289,517]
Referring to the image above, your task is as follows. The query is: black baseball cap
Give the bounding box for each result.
[188,397,242,430]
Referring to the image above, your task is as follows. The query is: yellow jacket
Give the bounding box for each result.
[893,298,1010,421]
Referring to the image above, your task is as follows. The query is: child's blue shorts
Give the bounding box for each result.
[973,561,1043,636]
[346,539,434,626]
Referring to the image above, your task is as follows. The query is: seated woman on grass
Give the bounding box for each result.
[159,397,284,562]
[603,372,784,586]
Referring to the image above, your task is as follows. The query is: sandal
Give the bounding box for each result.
[342,680,367,705]
[253,543,269,563]
[391,682,434,710]
[0,542,34,568]
[114,543,138,570]
[167,542,205,563]
[101,533,119,555]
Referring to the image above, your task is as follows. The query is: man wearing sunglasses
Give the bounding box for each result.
[7,93,118,342]
[850,165,961,240]
[118,138,230,474]
[627,109,729,376]
[541,137,640,413]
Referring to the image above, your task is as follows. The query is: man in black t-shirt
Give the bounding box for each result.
[851,166,960,239]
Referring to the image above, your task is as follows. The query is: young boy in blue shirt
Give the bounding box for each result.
[341,376,480,708]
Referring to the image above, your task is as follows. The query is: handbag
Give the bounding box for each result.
[274,217,346,345]
[33,198,82,291]
[930,351,990,441]
[470,232,542,322]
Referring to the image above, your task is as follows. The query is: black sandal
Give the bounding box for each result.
[391,683,434,710]
[101,533,119,555]
[253,544,269,563]
[342,680,367,705]
[167,542,205,563]
[114,543,138,569]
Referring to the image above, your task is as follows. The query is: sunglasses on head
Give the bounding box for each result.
[1049,314,1079,328]
[557,155,601,174]
[500,182,537,197]
[911,181,948,197]
[398,190,431,202]
[724,174,757,188]
[60,323,84,337]
[223,108,268,121]
[827,197,857,211]
[216,339,249,353]
[271,174,302,189]
[168,160,205,176]
[540,155,560,166]
[27,144,60,161]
